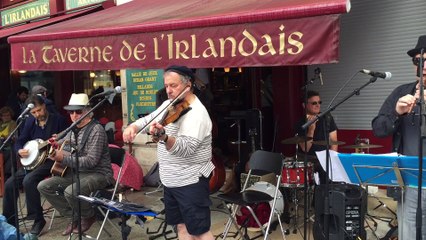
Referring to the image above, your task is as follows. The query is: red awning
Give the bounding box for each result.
[9,0,351,71]
[0,7,101,39]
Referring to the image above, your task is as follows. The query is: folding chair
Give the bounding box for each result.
[216,150,286,240]
[90,144,127,239]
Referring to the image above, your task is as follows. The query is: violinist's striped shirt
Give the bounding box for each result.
[132,97,214,188]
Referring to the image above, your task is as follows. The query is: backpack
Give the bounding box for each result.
[143,162,160,187]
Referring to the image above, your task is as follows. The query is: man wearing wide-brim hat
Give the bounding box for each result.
[372,35,426,239]
[38,93,114,236]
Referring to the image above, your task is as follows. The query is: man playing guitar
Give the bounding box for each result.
[38,93,114,236]
[2,94,67,236]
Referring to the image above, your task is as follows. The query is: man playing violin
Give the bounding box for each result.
[2,95,67,236]
[37,93,114,236]
[123,65,215,240]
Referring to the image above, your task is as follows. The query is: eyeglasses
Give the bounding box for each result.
[67,110,83,115]
[308,101,322,105]
[413,57,425,66]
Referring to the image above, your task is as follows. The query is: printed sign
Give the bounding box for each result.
[126,69,164,123]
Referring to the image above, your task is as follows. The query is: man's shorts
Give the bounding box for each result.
[163,177,212,235]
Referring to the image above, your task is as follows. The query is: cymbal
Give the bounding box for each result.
[281,136,312,144]
[342,143,383,149]
[312,140,346,146]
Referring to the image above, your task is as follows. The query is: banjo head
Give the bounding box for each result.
[21,139,44,167]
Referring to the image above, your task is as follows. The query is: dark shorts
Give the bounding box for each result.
[163,177,212,235]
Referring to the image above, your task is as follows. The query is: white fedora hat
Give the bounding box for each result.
[63,93,89,111]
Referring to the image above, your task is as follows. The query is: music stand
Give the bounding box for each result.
[337,153,426,189]
[338,153,426,239]
[78,195,158,240]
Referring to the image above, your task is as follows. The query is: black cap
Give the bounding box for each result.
[407,35,426,57]
[164,65,195,82]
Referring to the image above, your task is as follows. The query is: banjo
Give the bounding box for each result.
[20,139,51,170]
[20,119,96,174]
[20,138,69,176]
[20,126,68,171]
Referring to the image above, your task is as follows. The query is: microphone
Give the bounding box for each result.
[93,86,122,98]
[314,68,323,85]
[17,103,34,121]
[360,69,392,80]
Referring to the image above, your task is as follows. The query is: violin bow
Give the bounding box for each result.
[133,85,191,138]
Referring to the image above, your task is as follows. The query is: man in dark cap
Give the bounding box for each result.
[31,85,47,96]
[31,85,58,115]
[123,65,215,239]
[372,35,426,239]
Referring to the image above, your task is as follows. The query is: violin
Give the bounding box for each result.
[152,99,191,140]
[150,87,192,140]
[130,85,192,143]
[160,99,192,126]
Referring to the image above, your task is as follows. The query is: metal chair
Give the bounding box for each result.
[66,144,127,239]
[91,144,127,239]
[216,150,286,240]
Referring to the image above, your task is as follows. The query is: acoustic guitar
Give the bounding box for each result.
[50,161,68,177]
[49,140,69,177]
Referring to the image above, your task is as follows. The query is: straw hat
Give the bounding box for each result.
[63,93,89,111]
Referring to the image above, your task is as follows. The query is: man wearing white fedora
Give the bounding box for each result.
[38,93,114,236]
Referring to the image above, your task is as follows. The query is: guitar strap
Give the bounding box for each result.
[76,120,97,153]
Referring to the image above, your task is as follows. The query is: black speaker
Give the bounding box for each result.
[313,183,367,240]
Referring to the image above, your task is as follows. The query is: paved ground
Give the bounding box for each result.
[1,185,397,240]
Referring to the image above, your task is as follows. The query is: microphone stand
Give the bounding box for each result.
[302,75,379,240]
[301,67,319,240]
[302,74,310,240]
[0,116,29,239]
[416,48,424,240]
[56,96,112,240]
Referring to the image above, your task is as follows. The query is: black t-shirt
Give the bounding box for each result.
[295,113,338,155]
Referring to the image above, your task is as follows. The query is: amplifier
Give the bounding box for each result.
[313,183,367,240]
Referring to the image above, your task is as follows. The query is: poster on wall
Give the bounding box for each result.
[126,69,164,123]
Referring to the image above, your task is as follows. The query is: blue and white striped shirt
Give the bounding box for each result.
[133,96,214,187]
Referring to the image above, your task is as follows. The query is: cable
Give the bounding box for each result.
[327,71,360,109]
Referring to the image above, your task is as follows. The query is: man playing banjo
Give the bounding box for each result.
[2,94,67,236]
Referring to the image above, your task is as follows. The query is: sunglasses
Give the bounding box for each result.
[412,57,425,66]
[67,110,83,115]
[308,101,322,105]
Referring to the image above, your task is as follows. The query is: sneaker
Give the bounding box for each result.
[30,218,46,236]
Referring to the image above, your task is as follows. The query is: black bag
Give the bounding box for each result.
[143,162,160,187]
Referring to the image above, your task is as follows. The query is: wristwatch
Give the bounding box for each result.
[159,134,168,144]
